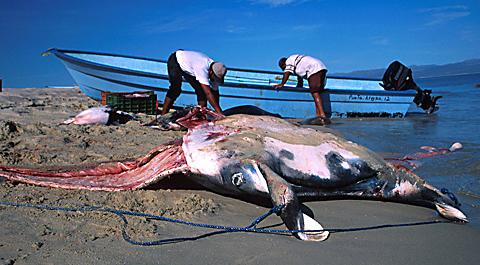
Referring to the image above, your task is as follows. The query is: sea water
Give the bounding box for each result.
[330,73,480,228]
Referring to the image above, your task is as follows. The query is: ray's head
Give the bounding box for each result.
[380,163,468,222]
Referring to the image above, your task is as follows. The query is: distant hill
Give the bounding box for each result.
[332,59,480,79]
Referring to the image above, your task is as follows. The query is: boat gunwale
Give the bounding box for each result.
[47,48,387,80]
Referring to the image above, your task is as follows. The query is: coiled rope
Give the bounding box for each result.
[0,200,452,245]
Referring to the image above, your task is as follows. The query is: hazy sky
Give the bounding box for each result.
[1,0,478,87]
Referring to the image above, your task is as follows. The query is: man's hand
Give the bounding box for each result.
[201,84,224,116]
[273,84,284,89]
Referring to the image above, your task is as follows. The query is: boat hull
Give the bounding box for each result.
[45,48,419,118]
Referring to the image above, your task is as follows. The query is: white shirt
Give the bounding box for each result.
[284,55,327,79]
[175,50,219,90]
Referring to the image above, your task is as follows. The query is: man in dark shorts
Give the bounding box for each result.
[273,54,328,119]
[161,50,227,116]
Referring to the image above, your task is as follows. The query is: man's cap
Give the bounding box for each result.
[212,62,227,84]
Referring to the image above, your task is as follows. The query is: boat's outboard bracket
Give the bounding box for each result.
[380,61,441,113]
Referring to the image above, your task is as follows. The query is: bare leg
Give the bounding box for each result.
[198,100,207,107]
[312,92,326,118]
[308,70,328,118]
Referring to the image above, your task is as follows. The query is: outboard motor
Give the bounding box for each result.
[380,61,441,113]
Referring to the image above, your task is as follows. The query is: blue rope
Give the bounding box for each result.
[0,200,451,245]
[441,188,461,207]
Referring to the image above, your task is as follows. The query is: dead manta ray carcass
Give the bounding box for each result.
[0,106,468,241]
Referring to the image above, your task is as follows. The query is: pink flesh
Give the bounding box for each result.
[176,106,223,129]
[385,147,453,167]
[0,106,223,191]
[0,140,188,191]
[62,107,110,125]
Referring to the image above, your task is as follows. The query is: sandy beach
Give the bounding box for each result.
[1,87,479,264]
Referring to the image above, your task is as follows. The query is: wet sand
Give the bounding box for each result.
[1,87,479,264]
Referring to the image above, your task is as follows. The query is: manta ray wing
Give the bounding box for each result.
[0,140,188,191]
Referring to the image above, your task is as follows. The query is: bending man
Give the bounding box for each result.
[161,50,227,116]
[273,55,328,118]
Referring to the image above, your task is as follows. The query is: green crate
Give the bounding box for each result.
[105,92,157,115]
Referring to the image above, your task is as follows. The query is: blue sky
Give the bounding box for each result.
[1,0,478,88]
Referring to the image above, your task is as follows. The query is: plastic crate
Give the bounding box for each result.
[104,91,157,115]
[101,91,153,106]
